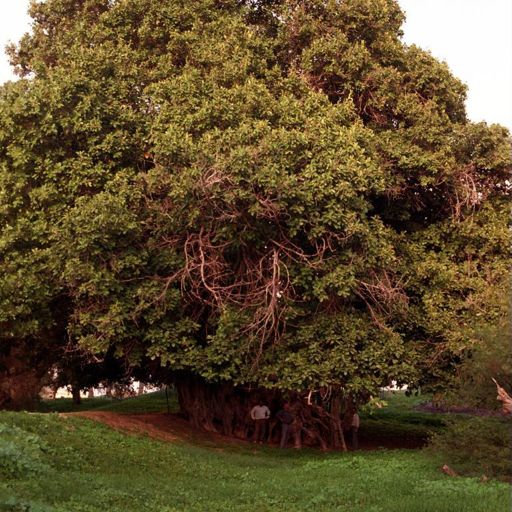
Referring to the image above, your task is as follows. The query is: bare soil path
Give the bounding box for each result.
[61,411,244,447]
[61,411,424,450]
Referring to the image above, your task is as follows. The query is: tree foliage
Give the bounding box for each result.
[0,0,510,422]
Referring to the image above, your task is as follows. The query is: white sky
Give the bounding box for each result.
[0,0,511,130]
[399,0,512,130]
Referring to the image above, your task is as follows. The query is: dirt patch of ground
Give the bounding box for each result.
[61,411,245,447]
[61,411,424,451]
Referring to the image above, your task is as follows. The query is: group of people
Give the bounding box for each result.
[250,400,360,449]
[250,401,293,448]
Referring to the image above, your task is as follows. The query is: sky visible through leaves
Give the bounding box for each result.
[0,0,510,130]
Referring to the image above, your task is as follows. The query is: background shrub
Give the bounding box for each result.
[429,416,512,479]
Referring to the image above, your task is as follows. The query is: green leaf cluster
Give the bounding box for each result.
[0,0,510,397]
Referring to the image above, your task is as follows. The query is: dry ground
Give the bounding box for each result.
[62,411,424,450]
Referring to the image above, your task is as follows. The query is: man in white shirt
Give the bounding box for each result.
[250,401,271,443]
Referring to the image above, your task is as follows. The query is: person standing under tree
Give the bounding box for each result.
[276,402,294,448]
[250,400,270,443]
[351,411,360,450]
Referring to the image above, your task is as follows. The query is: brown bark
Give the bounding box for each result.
[72,385,82,405]
[174,374,351,449]
[330,394,347,451]
[0,343,48,410]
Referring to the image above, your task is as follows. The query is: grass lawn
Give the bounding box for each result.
[1,392,510,512]
[36,389,178,414]
[359,391,446,447]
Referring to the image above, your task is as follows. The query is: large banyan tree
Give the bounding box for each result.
[0,0,510,446]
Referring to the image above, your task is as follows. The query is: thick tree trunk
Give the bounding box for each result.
[0,343,48,410]
[175,374,234,433]
[174,374,350,449]
[330,394,347,451]
[71,385,82,405]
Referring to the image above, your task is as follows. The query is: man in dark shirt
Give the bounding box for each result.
[275,402,294,448]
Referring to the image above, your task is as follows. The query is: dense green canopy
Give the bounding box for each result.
[0,0,510,408]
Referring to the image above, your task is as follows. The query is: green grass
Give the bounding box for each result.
[37,390,178,414]
[359,392,446,445]
[1,410,510,512]
[3,391,506,511]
